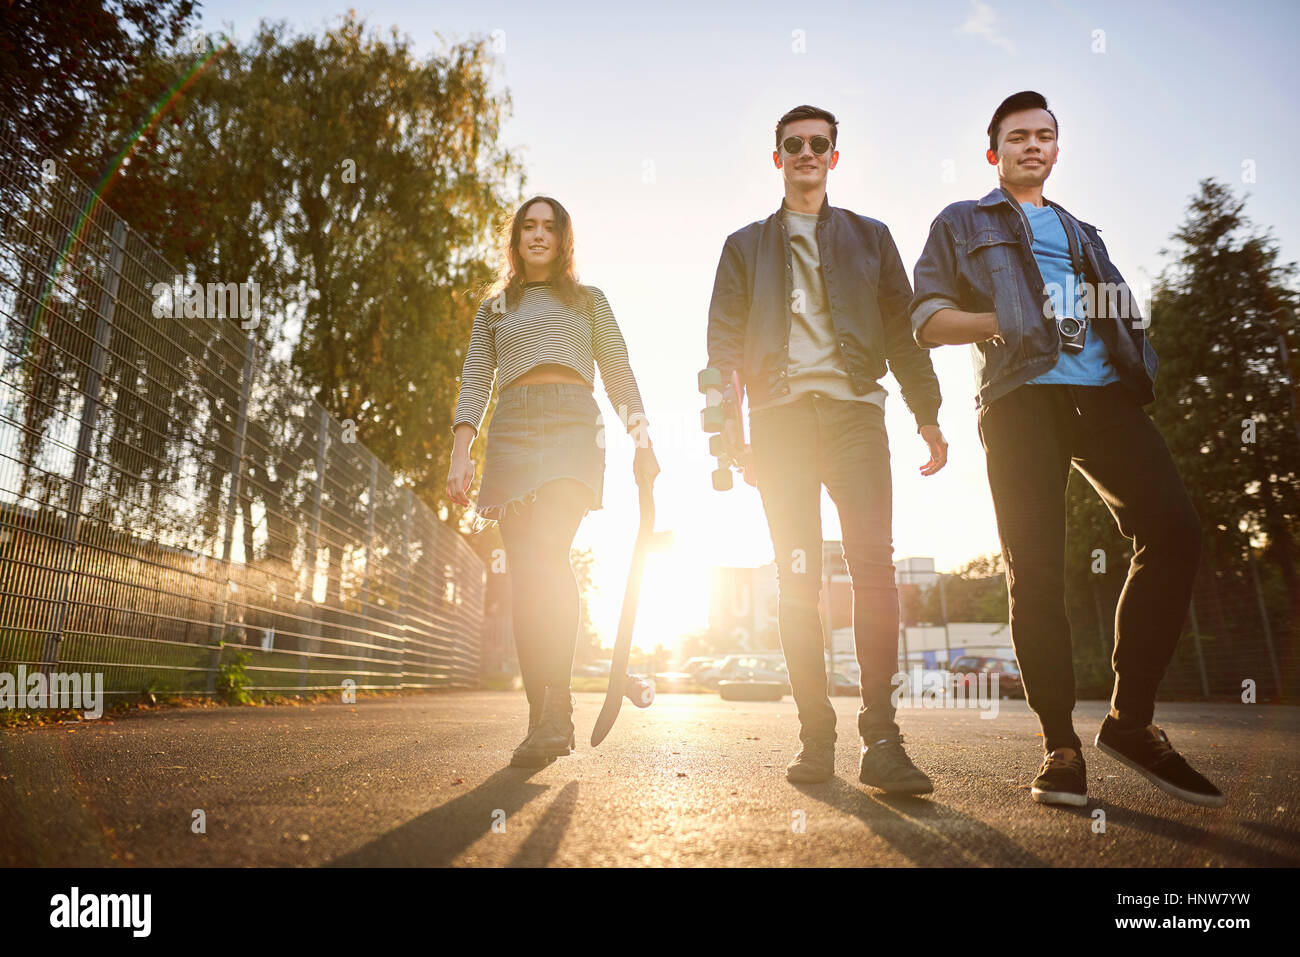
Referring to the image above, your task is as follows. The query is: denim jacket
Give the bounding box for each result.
[910,187,1158,411]
[708,195,942,432]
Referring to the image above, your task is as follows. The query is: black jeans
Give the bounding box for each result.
[749,392,900,744]
[976,382,1202,752]
[498,478,590,722]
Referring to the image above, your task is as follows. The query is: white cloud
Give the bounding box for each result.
[959,0,1016,55]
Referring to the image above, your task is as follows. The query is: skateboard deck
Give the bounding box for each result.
[590,475,666,747]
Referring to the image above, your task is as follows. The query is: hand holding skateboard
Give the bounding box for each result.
[698,367,757,490]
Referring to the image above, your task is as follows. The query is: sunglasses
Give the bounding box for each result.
[781,134,833,156]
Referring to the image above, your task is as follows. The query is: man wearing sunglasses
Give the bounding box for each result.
[909,91,1225,808]
[707,104,948,791]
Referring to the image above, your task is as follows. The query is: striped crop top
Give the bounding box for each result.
[452,282,647,436]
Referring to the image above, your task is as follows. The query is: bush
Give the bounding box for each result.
[215,643,253,705]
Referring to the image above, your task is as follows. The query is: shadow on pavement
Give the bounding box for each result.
[795,778,1049,866]
[1239,819,1300,854]
[1096,800,1300,866]
[509,780,579,867]
[327,766,556,867]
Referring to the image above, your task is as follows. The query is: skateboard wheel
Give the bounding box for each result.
[701,406,725,432]
[698,367,723,392]
[712,467,733,491]
[625,677,655,708]
[709,433,726,456]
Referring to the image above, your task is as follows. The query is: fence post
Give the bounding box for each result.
[1187,596,1210,699]
[362,456,377,609]
[206,333,256,692]
[42,218,126,676]
[1247,552,1283,696]
[298,406,329,691]
[398,488,413,689]
[938,573,952,668]
[451,542,464,689]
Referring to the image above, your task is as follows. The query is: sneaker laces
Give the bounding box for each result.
[1144,724,1184,768]
[866,734,916,773]
[1146,725,1174,754]
[1042,748,1081,773]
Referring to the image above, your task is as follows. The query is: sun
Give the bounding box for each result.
[577,470,767,660]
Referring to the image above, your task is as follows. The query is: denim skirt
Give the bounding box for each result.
[471,383,605,533]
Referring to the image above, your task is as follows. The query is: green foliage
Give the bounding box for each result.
[1148,179,1299,605]
[215,643,253,705]
[1072,640,1115,700]
[910,553,1009,624]
[85,12,523,536]
[0,0,198,190]
[1046,179,1300,689]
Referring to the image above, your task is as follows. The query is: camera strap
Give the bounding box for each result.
[1049,204,1090,320]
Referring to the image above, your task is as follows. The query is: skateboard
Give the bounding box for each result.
[590,474,672,747]
[698,367,757,490]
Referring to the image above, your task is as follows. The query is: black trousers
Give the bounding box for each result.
[976,381,1202,752]
[749,392,901,745]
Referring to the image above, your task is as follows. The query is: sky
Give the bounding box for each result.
[196,0,1300,648]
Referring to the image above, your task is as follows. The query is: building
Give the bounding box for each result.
[709,541,853,653]
[710,550,1012,671]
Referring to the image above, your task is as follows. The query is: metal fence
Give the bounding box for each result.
[1165,558,1294,701]
[0,111,484,700]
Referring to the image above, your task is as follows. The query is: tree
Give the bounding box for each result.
[1147,179,1300,629]
[913,553,1009,623]
[71,13,523,588]
[0,0,197,190]
[119,15,521,506]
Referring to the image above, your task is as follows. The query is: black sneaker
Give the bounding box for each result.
[786,735,836,783]
[1095,717,1227,808]
[858,733,933,794]
[1030,747,1088,806]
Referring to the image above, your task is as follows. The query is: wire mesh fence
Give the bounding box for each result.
[1165,558,1295,701]
[1064,556,1296,703]
[0,108,483,701]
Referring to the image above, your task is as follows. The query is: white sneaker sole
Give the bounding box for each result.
[1096,739,1228,808]
[1031,786,1088,806]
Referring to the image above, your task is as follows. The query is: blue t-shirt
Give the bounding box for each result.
[1022,202,1120,387]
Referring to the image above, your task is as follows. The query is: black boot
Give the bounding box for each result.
[512,687,575,764]
[510,706,555,768]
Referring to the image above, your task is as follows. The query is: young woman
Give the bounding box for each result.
[447,196,659,767]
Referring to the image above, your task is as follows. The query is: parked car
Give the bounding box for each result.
[830,670,860,696]
[651,671,696,693]
[949,655,1023,698]
[715,654,791,701]
[681,656,724,689]
[718,679,786,701]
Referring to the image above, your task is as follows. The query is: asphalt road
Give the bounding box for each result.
[1,691,1296,867]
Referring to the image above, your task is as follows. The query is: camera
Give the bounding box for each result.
[1057,315,1087,353]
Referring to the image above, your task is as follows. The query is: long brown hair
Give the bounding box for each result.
[490,195,590,313]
